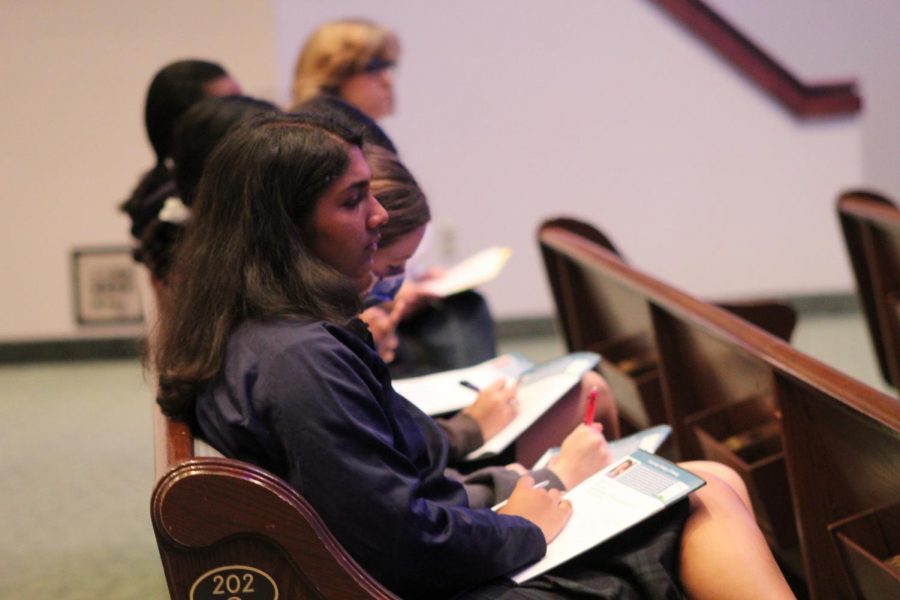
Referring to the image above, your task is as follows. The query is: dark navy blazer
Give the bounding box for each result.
[195,318,545,596]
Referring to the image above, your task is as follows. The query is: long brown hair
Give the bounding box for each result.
[155,113,363,418]
[139,96,279,284]
[364,145,431,248]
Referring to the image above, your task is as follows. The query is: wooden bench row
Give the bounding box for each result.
[539,217,900,599]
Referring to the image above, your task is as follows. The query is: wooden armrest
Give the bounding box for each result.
[151,404,398,599]
[152,457,398,599]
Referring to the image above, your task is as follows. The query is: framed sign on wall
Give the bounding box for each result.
[71,246,143,325]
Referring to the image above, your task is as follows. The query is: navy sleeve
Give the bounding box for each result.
[435,412,484,463]
[198,321,546,595]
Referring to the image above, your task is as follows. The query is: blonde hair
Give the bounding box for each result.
[292,19,400,107]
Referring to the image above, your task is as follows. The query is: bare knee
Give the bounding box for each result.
[678,464,794,599]
[681,461,753,513]
[581,371,608,398]
[684,461,746,493]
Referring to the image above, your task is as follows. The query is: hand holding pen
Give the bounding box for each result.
[496,475,572,544]
[460,378,519,440]
[547,387,610,489]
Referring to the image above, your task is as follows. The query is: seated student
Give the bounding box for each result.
[360,143,621,461]
[136,95,278,314]
[154,113,794,599]
[121,60,241,245]
[293,24,497,377]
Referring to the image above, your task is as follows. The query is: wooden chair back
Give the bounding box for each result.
[151,405,398,600]
[539,223,900,599]
[539,217,796,436]
[837,190,900,388]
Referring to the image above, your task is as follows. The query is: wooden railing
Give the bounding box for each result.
[647,0,862,118]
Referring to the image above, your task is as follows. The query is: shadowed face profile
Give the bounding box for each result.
[309,145,388,282]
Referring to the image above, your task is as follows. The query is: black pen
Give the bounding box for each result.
[459,380,480,392]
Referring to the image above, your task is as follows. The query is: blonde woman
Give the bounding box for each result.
[291,19,400,120]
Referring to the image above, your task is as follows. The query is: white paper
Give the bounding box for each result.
[417,246,512,297]
[393,354,534,416]
[465,373,581,460]
[510,451,703,583]
[531,424,672,470]
[394,352,601,460]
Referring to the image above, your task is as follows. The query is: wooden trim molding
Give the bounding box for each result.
[647,0,862,118]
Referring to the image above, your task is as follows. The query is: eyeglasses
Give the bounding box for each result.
[361,56,396,74]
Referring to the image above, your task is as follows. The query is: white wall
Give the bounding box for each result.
[710,0,900,197]
[2,0,897,341]
[0,0,276,341]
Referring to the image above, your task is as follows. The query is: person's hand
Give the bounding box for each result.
[498,475,572,544]
[549,423,611,489]
[394,269,444,317]
[360,302,404,363]
[462,378,518,440]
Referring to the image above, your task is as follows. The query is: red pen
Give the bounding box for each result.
[584,386,598,425]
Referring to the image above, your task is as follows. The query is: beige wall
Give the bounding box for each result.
[712,0,900,197]
[4,0,898,340]
[0,0,276,340]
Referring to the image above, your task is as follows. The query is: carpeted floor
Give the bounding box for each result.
[0,360,168,598]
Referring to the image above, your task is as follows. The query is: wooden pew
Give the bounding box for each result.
[540,217,796,436]
[151,405,399,600]
[539,223,900,599]
[837,190,900,389]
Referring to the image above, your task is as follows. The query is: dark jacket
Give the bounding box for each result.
[195,318,546,596]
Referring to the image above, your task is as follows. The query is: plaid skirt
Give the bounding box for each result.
[453,499,689,600]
